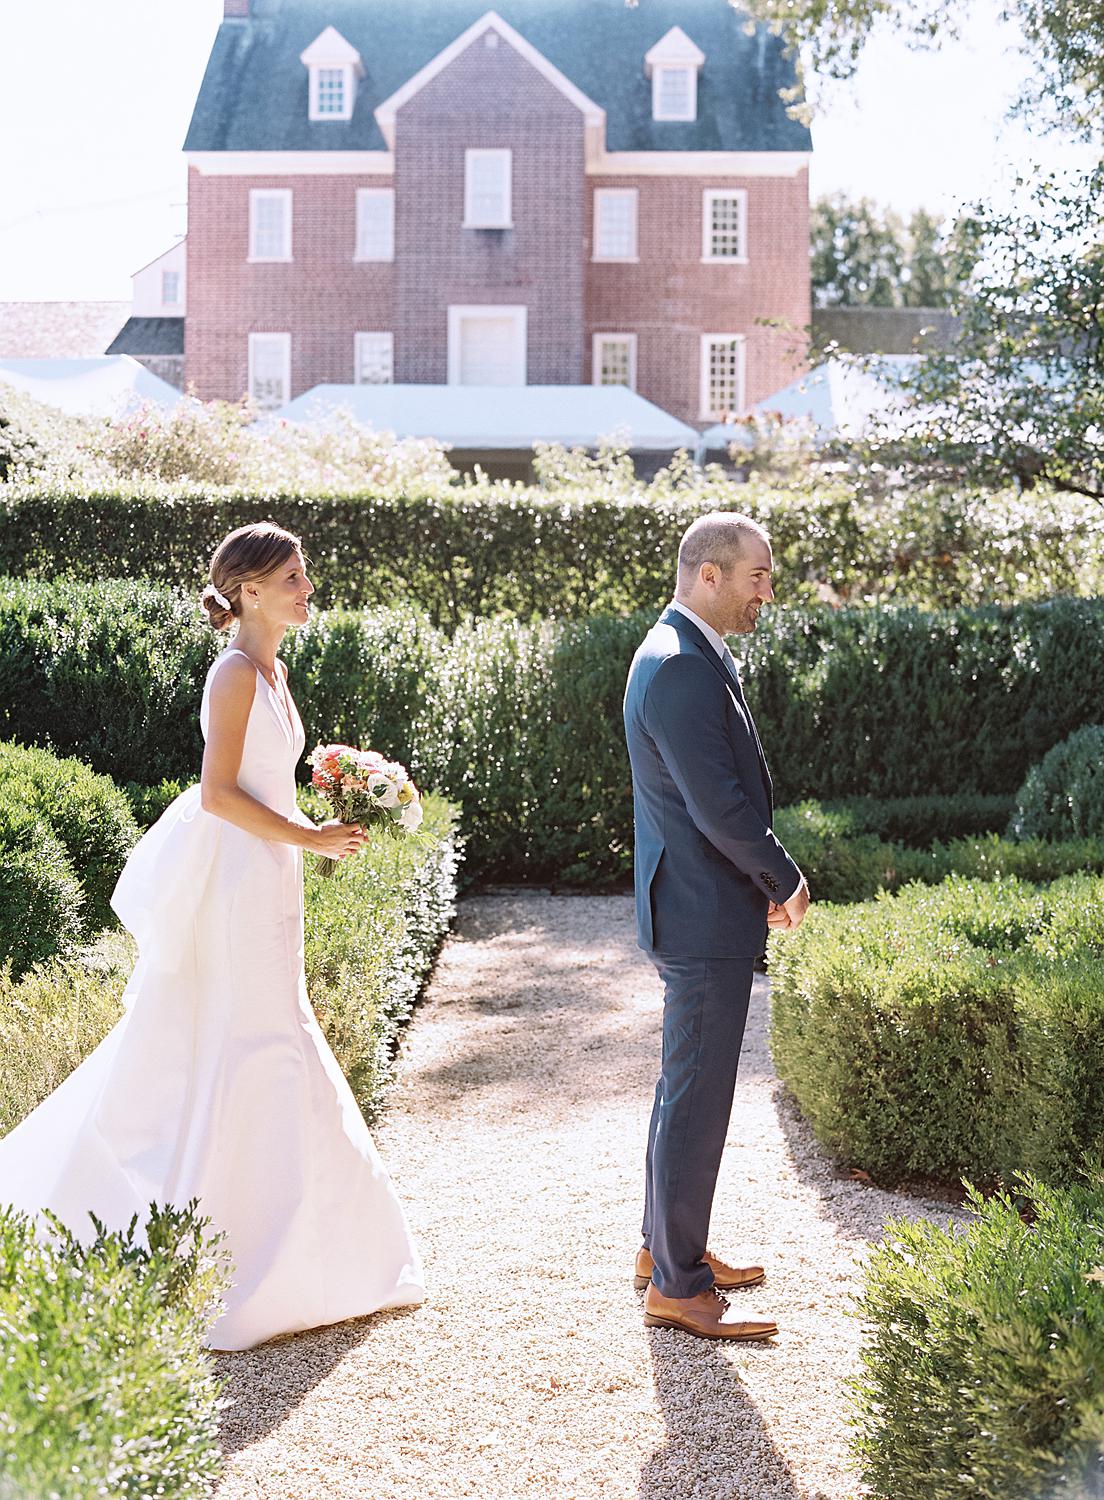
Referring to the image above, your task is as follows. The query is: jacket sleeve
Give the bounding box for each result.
[643,653,802,903]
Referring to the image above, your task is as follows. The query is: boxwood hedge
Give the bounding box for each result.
[3,577,1103,883]
[854,1172,1104,1500]
[768,873,1104,1186]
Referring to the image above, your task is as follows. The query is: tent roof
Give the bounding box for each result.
[277,383,699,450]
[0,357,184,417]
[702,356,919,447]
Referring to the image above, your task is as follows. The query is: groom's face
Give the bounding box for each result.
[717,537,775,635]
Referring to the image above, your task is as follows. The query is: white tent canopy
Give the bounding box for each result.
[703,356,920,448]
[277,383,699,452]
[0,356,184,417]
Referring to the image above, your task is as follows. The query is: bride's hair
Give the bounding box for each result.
[200,521,305,632]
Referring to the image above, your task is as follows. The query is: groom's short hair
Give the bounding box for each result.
[677,512,769,581]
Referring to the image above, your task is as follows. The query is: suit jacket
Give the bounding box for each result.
[623,606,801,959]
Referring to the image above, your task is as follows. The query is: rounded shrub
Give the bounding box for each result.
[0,740,138,933]
[1009,723,1104,840]
[0,801,85,978]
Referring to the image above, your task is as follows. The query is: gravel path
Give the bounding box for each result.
[214,894,966,1500]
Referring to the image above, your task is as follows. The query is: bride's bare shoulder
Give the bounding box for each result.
[208,651,257,707]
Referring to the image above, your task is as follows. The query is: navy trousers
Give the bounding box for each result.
[642,953,755,1299]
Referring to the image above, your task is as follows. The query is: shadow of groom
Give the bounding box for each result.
[640,1328,825,1500]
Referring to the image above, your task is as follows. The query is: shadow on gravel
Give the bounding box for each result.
[641,1332,828,1500]
[215,1304,422,1458]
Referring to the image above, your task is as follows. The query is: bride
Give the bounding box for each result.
[0,521,425,1349]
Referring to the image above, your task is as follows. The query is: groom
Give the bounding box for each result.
[623,511,809,1341]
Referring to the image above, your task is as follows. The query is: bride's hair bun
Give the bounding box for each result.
[199,581,237,632]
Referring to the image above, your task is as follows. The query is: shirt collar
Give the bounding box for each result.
[669,599,728,659]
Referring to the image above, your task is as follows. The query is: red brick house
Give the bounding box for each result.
[183,0,811,427]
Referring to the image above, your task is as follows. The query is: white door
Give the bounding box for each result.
[448,305,527,385]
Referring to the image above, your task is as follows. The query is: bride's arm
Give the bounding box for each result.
[200,655,367,860]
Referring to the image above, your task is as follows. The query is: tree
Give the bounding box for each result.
[745,0,1104,141]
[811,195,974,307]
[858,168,1104,499]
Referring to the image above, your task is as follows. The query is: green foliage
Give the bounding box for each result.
[0,739,138,931]
[0,1201,227,1500]
[302,794,460,1120]
[5,579,1104,883]
[0,802,85,978]
[121,777,188,829]
[811,194,973,309]
[822,792,1013,845]
[0,950,129,1136]
[1011,724,1104,841]
[2,475,1102,623]
[768,873,1104,1186]
[853,1172,1104,1500]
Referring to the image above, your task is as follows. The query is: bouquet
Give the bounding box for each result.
[307,742,424,877]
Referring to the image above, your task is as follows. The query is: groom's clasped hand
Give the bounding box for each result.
[767,877,811,932]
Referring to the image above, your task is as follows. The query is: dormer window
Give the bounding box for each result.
[645,26,705,123]
[300,26,364,123]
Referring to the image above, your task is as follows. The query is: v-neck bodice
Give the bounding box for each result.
[199,647,306,818]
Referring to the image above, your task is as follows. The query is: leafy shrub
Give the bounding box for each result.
[121,776,188,829]
[854,1172,1104,1500]
[823,792,1013,845]
[6,578,1104,883]
[0,803,85,978]
[1010,724,1104,841]
[303,794,460,1119]
[2,472,1102,622]
[0,1201,227,1499]
[0,949,129,1137]
[768,872,1104,1185]
[0,739,138,931]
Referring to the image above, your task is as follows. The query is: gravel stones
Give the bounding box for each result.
[214,894,967,1500]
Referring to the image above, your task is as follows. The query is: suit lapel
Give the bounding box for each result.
[660,608,773,797]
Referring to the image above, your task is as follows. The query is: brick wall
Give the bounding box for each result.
[585,169,810,423]
[184,167,395,401]
[392,30,586,384]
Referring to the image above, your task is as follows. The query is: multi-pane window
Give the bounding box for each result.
[316,67,345,115]
[249,189,292,261]
[593,189,638,261]
[355,332,394,384]
[161,269,180,306]
[464,149,512,228]
[248,333,291,411]
[653,66,696,121]
[593,334,637,390]
[700,335,745,421]
[355,188,395,261]
[702,190,748,262]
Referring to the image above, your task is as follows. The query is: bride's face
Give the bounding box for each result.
[246,548,315,627]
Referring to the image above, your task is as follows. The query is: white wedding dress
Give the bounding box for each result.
[0,647,424,1350]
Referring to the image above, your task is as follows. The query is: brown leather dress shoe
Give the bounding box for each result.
[644,1282,778,1341]
[633,1245,765,1292]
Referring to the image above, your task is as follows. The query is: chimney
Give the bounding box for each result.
[224,0,250,16]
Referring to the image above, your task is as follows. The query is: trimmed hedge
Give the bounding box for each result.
[0,803,85,978]
[768,873,1104,1186]
[854,1173,1104,1500]
[2,478,1102,621]
[0,1201,227,1499]
[775,802,1104,904]
[1010,723,1104,841]
[4,577,1104,883]
[0,739,138,931]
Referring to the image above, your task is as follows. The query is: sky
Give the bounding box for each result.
[0,0,1095,302]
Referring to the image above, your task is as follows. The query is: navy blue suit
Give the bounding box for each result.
[623,606,801,1297]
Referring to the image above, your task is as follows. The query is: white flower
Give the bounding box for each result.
[367,771,401,809]
[399,800,424,833]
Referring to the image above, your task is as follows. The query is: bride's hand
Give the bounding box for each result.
[310,819,369,860]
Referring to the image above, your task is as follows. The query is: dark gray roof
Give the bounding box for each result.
[105,317,185,357]
[184,0,810,154]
